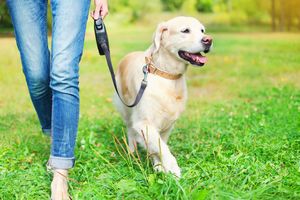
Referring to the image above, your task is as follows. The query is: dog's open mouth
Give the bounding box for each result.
[178,50,207,66]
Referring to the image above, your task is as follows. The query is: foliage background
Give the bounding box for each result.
[1,0,300,32]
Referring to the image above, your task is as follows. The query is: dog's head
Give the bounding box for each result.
[151,16,212,67]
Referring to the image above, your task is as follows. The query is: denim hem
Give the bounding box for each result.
[42,128,51,136]
[48,156,75,169]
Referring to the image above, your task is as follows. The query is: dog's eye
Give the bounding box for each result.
[201,29,205,33]
[181,28,190,33]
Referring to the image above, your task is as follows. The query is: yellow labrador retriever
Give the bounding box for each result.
[114,16,213,177]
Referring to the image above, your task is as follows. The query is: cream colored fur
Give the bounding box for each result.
[114,16,209,177]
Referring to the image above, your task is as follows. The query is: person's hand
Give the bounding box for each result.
[91,0,108,20]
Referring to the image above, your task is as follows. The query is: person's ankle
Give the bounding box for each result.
[54,169,68,177]
[51,169,69,200]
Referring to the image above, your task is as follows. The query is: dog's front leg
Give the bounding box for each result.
[132,122,181,178]
[160,125,174,144]
[127,127,137,153]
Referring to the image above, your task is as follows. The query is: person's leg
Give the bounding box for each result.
[48,1,90,198]
[48,0,90,170]
[6,0,52,135]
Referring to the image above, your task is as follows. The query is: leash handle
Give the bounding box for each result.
[94,18,110,55]
[94,19,148,107]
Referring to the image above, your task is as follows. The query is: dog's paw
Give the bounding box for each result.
[168,163,181,178]
[163,154,181,178]
[153,155,181,178]
[153,161,165,173]
[51,169,70,200]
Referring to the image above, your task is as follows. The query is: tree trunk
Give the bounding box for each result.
[279,0,286,31]
[299,14,300,30]
[271,0,276,31]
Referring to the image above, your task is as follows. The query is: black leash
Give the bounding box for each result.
[94,18,148,107]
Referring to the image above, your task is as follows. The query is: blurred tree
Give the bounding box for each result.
[182,0,197,13]
[109,0,129,13]
[128,0,146,22]
[232,0,269,24]
[160,0,184,11]
[225,0,232,13]
[196,0,213,13]
[1,0,300,31]
[0,1,12,28]
[109,0,155,22]
[279,0,286,31]
[271,0,275,31]
[0,1,53,31]
[285,0,300,31]
[271,0,300,31]
[212,0,232,13]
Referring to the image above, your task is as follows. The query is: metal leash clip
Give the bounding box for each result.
[142,64,149,85]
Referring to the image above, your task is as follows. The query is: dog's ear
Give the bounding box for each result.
[151,22,168,55]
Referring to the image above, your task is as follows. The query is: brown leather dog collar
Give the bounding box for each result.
[145,57,182,80]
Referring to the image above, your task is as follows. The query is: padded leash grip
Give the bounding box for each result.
[94,18,110,55]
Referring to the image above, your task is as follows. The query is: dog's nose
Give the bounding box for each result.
[201,36,213,46]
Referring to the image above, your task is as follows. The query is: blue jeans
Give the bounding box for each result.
[7,0,90,169]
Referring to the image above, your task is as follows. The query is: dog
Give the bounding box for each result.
[114,16,213,178]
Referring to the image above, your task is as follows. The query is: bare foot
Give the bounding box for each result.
[51,169,70,200]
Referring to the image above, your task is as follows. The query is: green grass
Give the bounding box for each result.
[0,19,300,199]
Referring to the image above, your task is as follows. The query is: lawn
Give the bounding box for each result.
[0,19,300,199]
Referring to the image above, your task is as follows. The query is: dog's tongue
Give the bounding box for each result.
[186,52,207,64]
[196,54,207,64]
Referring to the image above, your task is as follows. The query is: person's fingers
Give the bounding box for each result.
[100,7,108,19]
[93,3,101,20]
[91,0,108,20]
